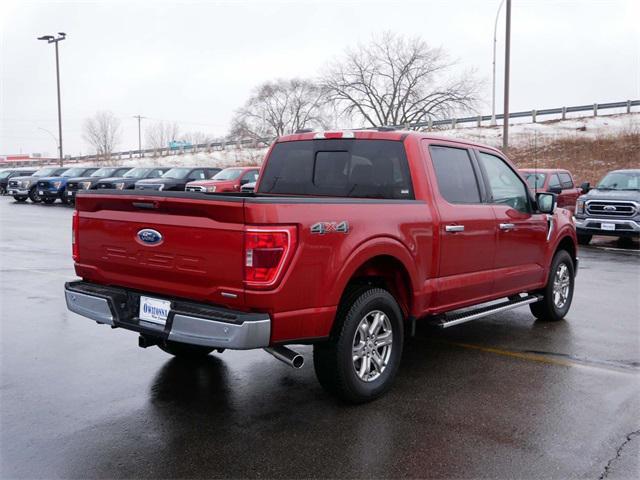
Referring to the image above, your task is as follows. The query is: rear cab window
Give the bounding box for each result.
[257,140,414,199]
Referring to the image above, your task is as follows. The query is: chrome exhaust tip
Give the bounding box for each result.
[264,346,304,369]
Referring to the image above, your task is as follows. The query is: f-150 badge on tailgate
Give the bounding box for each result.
[310,221,349,235]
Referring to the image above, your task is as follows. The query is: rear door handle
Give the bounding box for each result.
[499,223,516,231]
[445,225,465,233]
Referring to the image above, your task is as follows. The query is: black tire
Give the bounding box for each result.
[577,234,592,245]
[60,189,70,205]
[530,250,575,321]
[29,188,41,203]
[13,196,27,202]
[158,340,214,358]
[42,198,56,204]
[313,287,404,403]
[0,186,5,195]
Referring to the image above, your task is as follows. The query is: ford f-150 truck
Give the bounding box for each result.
[574,169,640,244]
[520,168,585,213]
[65,130,578,403]
[185,167,260,193]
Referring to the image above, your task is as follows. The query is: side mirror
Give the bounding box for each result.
[537,192,556,214]
[580,182,590,194]
[548,186,562,194]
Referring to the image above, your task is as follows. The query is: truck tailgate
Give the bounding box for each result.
[74,193,246,305]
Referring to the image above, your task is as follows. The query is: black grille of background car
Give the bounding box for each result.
[66,182,78,191]
[135,184,163,191]
[97,183,113,189]
[586,201,637,217]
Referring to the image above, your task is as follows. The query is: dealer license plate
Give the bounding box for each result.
[38,190,44,195]
[139,296,171,325]
[67,191,73,196]
[601,223,616,231]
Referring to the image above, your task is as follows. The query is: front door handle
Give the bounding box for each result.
[445,225,465,233]
[499,223,516,231]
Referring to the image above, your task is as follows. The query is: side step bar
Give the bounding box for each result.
[435,294,542,329]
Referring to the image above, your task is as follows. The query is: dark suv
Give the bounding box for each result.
[0,168,38,195]
[64,166,133,204]
[134,167,220,191]
[575,169,640,244]
[7,166,69,202]
[95,167,170,190]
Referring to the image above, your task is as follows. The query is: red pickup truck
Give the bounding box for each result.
[185,166,260,193]
[520,168,585,213]
[65,131,578,403]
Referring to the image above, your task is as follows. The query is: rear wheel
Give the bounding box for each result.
[577,234,592,245]
[13,196,27,202]
[158,340,214,358]
[29,188,41,203]
[530,250,575,321]
[313,287,404,403]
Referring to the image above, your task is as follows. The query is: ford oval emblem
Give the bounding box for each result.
[137,229,163,245]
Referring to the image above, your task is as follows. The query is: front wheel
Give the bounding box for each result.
[530,250,575,321]
[158,340,214,358]
[29,188,41,203]
[313,287,404,403]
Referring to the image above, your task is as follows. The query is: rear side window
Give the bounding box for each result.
[258,140,414,199]
[429,146,481,203]
[559,172,573,188]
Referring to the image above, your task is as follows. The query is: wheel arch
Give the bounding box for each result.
[330,237,418,320]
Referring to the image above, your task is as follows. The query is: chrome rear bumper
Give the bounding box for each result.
[64,281,270,350]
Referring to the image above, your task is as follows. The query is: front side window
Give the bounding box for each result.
[62,167,87,177]
[241,170,259,183]
[524,173,546,190]
[548,174,561,189]
[429,145,481,204]
[559,172,574,189]
[478,152,529,213]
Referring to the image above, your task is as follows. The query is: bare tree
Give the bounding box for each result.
[180,131,217,146]
[322,32,480,128]
[146,121,180,150]
[82,111,122,158]
[230,79,329,140]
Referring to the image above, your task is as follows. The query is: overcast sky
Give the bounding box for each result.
[1,0,638,157]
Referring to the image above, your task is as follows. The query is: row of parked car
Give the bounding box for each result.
[1,165,260,204]
[2,163,638,246]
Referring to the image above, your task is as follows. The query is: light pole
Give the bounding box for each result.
[503,0,512,151]
[37,32,66,167]
[38,127,59,158]
[491,0,505,126]
[133,115,145,157]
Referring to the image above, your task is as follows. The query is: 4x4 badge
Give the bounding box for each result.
[310,221,349,235]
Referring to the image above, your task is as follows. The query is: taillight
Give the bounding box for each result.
[72,210,79,261]
[244,226,297,289]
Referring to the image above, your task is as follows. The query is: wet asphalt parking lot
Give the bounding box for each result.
[0,196,638,479]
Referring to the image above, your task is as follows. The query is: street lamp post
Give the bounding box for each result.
[133,115,146,157]
[491,0,505,126]
[503,0,512,151]
[37,32,66,167]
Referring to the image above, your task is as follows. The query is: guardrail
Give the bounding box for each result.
[8,99,639,165]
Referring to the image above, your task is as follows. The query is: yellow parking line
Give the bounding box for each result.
[428,339,638,375]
